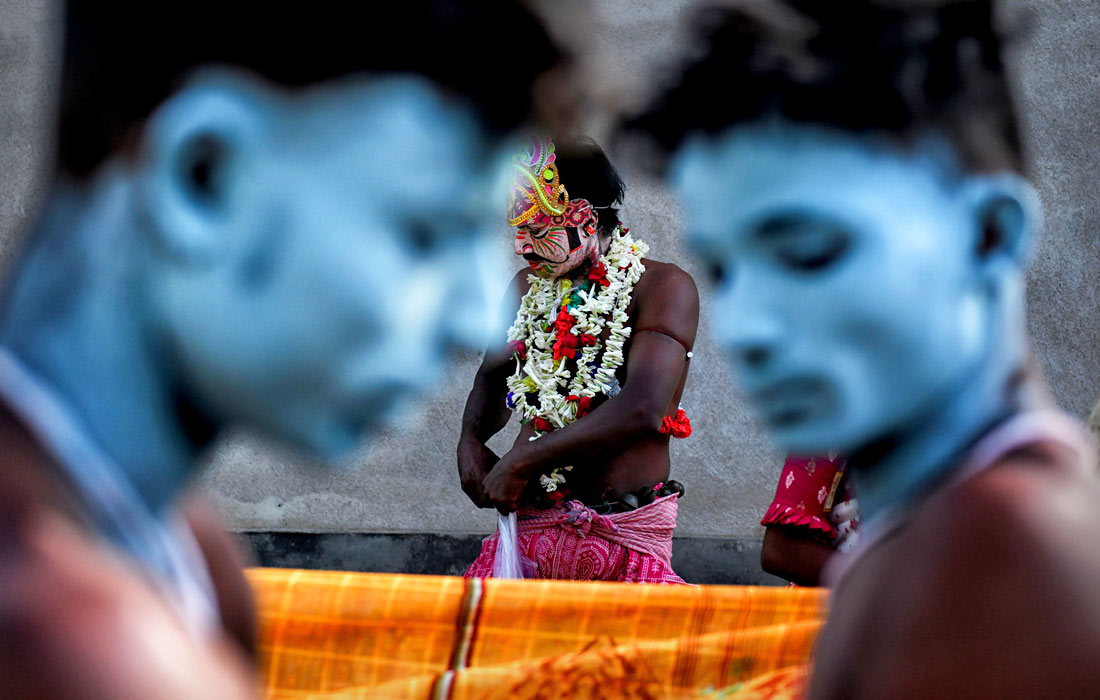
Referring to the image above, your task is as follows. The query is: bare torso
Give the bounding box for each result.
[809,440,1100,699]
[509,258,692,505]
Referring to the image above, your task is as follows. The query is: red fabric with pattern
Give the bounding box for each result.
[465,496,685,584]
[760,454,847,542]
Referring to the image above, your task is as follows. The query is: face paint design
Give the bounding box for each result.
[507,135,568,227]
[672,125,1013,454]
[514,198,600,278]
[152,76,501,458]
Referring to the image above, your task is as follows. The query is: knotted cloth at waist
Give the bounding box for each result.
[515,494,679,563]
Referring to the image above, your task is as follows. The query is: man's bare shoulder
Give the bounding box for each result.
[915,442,1100,581]
[637,259,698,298]
[633,259,700,343]
[0,510,255,699]
[822,444,1100,698]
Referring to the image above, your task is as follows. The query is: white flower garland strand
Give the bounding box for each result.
[505,230,648,447]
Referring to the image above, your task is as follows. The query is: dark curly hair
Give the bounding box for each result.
[59,0,564,178]
[553,138,627,233]
[627,0,1022,173]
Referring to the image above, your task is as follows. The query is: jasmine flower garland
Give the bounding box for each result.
[505,228,648,490]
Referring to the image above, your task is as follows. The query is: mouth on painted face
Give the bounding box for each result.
[746,376,832,431]
[521,251,558,275]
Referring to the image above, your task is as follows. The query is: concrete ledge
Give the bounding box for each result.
[239,532,787,586]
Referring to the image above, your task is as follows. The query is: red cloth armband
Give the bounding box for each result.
[659,409,692,438]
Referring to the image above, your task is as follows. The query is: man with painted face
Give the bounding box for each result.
[459,137,699,583]
[629,0,1100,696]
[0,2,561,698]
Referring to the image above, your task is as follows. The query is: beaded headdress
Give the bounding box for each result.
[507,136,570,227]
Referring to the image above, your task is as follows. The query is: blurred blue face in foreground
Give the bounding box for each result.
[671,125,1031,453]
[141,74,504,458]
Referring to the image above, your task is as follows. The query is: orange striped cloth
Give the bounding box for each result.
[248,568,825,700]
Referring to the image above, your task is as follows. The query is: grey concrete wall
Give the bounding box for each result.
[0,0,57,271]
[2,2,1099,550]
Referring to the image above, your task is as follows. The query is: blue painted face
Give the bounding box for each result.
[671,125,1033,453]
[141,75,506,458]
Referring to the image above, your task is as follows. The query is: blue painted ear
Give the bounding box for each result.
[133,76,266,264]
[964,173,1040,272]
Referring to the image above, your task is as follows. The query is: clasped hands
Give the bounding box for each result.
[458,438,534,514]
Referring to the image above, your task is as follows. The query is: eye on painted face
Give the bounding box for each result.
[671,125,1004,453]
[154,76,502,458]
[513,198,601,278]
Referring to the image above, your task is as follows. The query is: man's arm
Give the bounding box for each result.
[482,264,700,511]
[760,526,834,586]
[457,270,527,508]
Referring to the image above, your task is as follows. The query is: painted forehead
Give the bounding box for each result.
[519,198,595,231]
[671,125,964,245]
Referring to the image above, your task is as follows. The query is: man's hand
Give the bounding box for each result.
[482,447,534,514]
[457,438,499,508]
[456,270,528,509]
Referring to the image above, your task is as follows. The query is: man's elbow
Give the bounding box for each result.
[760,527,828,586]
[624,398,670,436]
[760,530,787,579]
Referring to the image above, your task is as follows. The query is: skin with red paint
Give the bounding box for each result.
[514,199,602,279]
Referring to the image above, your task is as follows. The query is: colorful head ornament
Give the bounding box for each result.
[508,136,570,227]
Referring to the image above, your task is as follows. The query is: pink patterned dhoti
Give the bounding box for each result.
[464,494,685,584]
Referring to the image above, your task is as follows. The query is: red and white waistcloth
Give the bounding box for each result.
[465,494,685,584]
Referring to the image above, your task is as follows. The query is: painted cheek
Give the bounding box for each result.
[514,232,532,256]
[529,228,570,262]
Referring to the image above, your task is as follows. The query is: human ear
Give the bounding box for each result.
[964,173,1040,272]
[133,74,267,265]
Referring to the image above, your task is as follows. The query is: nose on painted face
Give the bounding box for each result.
[514,227,538,257]
[710,275,787,379]
[514,229,529,256]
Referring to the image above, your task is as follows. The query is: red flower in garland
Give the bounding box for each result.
[554,308,576,333]
[533,417,555,433]
[552,308,586,361]
[576,396,593,417]
[566,394,594,418]
[579,333,598,346]
[547,490,564,502]
[552,333,580,361]
[588,262,610,287]
[659,409,693,438]
[508,340,527,360]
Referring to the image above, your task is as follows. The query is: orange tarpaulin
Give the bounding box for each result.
[248,568,824,700]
